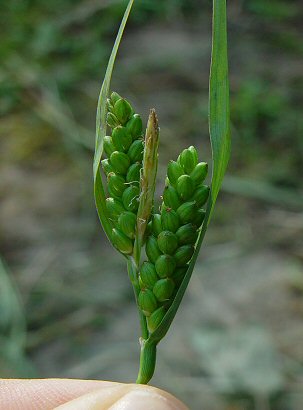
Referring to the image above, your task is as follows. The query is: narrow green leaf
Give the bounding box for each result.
[149,0,231,344]
[208,0,231,217]
[93,0,135,243]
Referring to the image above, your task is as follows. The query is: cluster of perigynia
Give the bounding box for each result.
[102,92,209,334]
[103,92,144,254]
[138,147,209,332]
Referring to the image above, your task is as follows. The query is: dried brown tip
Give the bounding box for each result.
[149,109,159,132]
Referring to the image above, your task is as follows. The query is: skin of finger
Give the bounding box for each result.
[0,379,120,410]
[0,379,188,410]
[54,384,189,410]
[108,387,189,410]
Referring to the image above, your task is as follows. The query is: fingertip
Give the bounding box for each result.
[54,383,188,410]
[0,379,188,410]
[0,378,120,409]
[108,385,189,410]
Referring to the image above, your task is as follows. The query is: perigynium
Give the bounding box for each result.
[93,0,230,385]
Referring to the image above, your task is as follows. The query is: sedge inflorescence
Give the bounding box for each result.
[102,92,144,255]
[101,92,209,337]
[96,0,229,386]
[138,147,209,333]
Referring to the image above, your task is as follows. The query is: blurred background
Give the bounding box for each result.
[1,0,303,409]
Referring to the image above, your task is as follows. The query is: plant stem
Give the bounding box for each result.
[136,339,157,384]
[127,258,148,340]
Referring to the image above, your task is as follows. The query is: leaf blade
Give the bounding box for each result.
[209,0,231,216]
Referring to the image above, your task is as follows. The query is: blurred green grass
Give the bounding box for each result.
[0,1,303,409]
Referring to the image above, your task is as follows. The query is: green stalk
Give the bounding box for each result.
[136,339,157,384]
